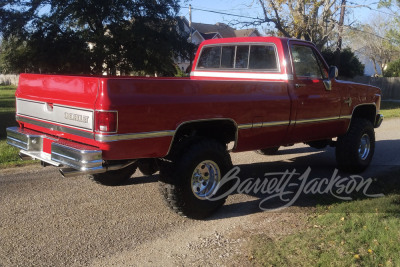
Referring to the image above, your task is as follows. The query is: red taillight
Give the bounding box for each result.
[95,111,118,133]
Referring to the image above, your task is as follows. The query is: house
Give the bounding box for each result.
[176,17,261,72]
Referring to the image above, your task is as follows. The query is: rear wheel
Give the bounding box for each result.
[336,119,375,173]
[159,139,233,219]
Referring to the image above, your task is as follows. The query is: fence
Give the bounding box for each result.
[0,74,19,86]
[345,76,400,100]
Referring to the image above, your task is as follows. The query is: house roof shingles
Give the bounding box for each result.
[181,18,260,39]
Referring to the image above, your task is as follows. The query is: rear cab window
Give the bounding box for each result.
[196,43,280,72]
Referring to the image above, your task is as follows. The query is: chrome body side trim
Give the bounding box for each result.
[238,120,290,130]
[16,115,94,139]
[295,116,342,124]
[95,130,175,142]
[340,115,352,120]
[262,121,290,127]
[238,123,253,130]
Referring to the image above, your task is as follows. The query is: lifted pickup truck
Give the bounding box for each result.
[7,37,383,218]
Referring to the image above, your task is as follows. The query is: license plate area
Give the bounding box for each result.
[42,137,56,154]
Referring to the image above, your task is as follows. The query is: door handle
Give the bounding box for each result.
[295,84,306,88]
[344,97,352,106]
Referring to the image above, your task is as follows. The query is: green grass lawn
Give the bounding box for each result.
[252,196,400,266]
[251,168,400,266]
[0,85,36,167]
[381,101,400,119]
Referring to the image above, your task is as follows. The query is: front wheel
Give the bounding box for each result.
[159,139,233,219]
[336,119,375,173]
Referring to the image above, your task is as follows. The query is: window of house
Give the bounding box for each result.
[197,43,279,71]
[291,45,326,79]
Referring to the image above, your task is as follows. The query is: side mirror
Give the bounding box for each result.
[329,66,338,80]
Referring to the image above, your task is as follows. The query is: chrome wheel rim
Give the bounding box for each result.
[191,160,221,200]
[358,134,371,161]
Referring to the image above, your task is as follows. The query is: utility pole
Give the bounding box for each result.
[188,4,193,72]
[335,0,346,68]
[189,4,192,44]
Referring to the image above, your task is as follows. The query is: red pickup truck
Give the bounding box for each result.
[7,37,383,218]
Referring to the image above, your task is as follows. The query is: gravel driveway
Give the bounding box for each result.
[1,118,399,266]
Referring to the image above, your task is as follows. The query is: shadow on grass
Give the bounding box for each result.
[0,112,17,139]
[0,89,17,140]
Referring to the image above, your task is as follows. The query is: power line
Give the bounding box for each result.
[347,1,399,17]
[183,4,260,12]
[343,24,391,40]
[181,6,262,21]
[182,5,394,41]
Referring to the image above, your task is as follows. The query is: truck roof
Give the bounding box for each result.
[199,36,314,46]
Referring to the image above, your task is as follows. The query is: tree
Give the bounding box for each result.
[379,0,400,8]
[347,17,400,76]
[0,0,192,75]
[321,47,364,78]
[237,0,343,49]
[384,59,400,77]
[0,32,92,74]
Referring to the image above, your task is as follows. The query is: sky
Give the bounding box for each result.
[178,0,396,34]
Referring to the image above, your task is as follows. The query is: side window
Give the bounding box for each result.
[197,46,221,69]
[291,45,326,79]
[235,45,249,69]
[196,43,279,71]
[249,45,278,70]
[221,46,235,68]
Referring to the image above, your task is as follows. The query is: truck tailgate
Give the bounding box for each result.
[15,74,100,134]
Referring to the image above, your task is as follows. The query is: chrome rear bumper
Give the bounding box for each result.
[6,127,104,175]
[375,114,384,128]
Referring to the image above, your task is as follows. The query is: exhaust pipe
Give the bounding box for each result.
[59,168,85,178]
[19,153,33,161]
[59,167,106,178]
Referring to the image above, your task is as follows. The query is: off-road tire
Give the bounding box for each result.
[256,146,280,155]
[90,164,137,186]
[159,139,233,219]
[336,119,375,173]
